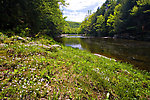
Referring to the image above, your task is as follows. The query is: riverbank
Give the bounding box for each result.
[56,35,150,72]
[0,33,150,99]
[60,33,150,41]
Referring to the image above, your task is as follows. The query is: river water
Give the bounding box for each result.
[56,35,150,72]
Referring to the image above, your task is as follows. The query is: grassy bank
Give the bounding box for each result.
[0,33,150,99]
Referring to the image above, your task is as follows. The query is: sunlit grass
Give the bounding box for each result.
[0,33,150,99]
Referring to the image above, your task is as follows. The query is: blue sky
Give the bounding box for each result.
[61,0,106,22]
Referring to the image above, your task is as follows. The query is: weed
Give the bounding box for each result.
[0,33,150,99]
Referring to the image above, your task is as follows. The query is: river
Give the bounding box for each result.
[55,35,150,72]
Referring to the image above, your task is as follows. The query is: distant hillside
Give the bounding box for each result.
[67,21,81,28]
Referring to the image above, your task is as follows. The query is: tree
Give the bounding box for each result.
[63,21,81,34]
[130,0,150,34]
[0,0,66,37]
[107,14,115,33]
[94,15,105,36]
[79,14,95,35]
[79,0,150,39]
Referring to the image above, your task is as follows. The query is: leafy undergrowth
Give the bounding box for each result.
[0,33,150,99]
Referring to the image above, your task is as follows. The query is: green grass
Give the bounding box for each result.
[0,33,150,99]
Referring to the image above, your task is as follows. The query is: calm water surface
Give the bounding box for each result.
[56,36,150,72]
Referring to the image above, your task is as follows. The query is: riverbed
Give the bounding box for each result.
[55,35,150,72]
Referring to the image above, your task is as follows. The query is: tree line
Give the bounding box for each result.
[79,0,150,40]
[1,0,150,40]
[0,0,66,37]
[63,21,81,34]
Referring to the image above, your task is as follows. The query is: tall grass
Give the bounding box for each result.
[0,34,149,99]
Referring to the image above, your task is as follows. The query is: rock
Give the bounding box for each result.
[94,54,116,61]
[11,36,28,43]
[0,33,7,43]
[50,44,61,48]
[26,37,32,41]
[24,43,61,51]
[0,43,8,48]
[39,44,51,49]
[28,42,35,44]
[40,44,61,50]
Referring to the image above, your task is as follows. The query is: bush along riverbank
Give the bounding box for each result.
[0,33,150,99]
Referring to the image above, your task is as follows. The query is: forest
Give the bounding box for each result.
[0,0,66,37]
[79,0,150,40]
[62,21,81,34]
[0,0,150,40]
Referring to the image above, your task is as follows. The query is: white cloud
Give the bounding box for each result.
[65,0,105,10]
[63,11,86,22]
[93,1,105,13]
[62,0,106,22]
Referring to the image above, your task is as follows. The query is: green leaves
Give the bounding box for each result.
[96,15,105,25]
[63,21,81,34]
[0,0,66,37]
[14,69,18,73]
[137,0,150,6]
[130,6,139,15]
[79,0,150,39]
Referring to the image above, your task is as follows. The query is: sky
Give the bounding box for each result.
[61,0,106,22]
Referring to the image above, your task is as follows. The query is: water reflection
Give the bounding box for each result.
[57,37,150,72]
[66,44,83,50]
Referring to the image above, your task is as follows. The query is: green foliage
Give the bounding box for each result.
[130,6,139,15]
[94,15,105,36]
[79,0,117,36]
[108,4,122,33]
[0,33,150,99]
[137,0,150,5]
[63,21,81,34]
[128,0,150,35]
[107,14,115,31]
[79,14,95,35]
[67,21,81,28]
[79,0,150,40]
[0,0,66,37]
